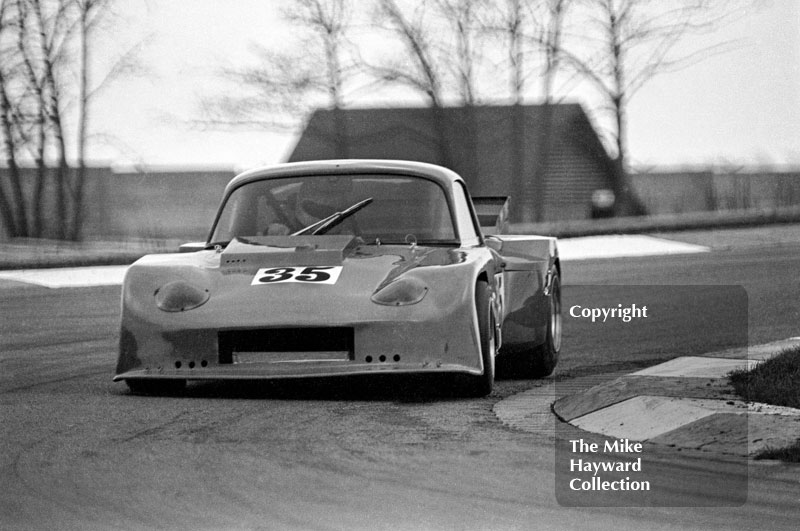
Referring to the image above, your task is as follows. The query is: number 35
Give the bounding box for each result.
[252,266,343,285]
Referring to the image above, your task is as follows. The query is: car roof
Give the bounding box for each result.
[226,159,463,194]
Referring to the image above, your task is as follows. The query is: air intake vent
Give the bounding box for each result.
[218,327,354,364]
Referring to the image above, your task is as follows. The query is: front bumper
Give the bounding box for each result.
[115,317,483,382]
[116,286,484,382]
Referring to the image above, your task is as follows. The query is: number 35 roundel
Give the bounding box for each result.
[251,266,344,286]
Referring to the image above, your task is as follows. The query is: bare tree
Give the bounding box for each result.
[291,0,352,156]
[0,0,129,240]
[496,0,526,105]
[432,0,487,175]
[202,0,355,156]
[485,0,530,220]
[487,0,570,104]
[529,0,570,221]
[432,0,487,105]
[482,0,572,221]
[371,0,445,107]
[560,0,731,214]
[30,0,73,238]
[15,0,47,237]
[0,0,26,237]
[0,0,57,238]
[72,0,128,239]
[372,0,453,166]
[369,0,493,169]
[371,0,495,105]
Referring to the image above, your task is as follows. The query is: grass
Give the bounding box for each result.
[728,347,800,409]
[728,346,800,461]
[752,440,800,463]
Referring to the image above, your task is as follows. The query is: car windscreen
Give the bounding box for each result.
[209,174,457,245]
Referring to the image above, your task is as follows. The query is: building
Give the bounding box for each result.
[288,104,617,223]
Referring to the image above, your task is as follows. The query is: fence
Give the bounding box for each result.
[631,170,800,216]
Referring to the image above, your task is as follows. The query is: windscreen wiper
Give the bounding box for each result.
[292,197,373,236]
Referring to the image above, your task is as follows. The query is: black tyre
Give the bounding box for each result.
[126,379,187,396]
[530,268,561,377]
[498,268,561,378]
[467,281,496,397]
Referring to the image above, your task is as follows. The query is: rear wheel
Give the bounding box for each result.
[499,268,561,378]
[530,268,561,377]
[126,379,186,396]
[467,281,495,397]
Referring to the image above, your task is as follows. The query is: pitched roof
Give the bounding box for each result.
[288,104,615,221]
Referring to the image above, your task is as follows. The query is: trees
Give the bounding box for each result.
[203,0,733,218]
[481,0,730,217]
[371,0,446,108]
[559,0,731,214]
[0,0,121,239]
[486,0,573,221]
[0,0,72,239]
[0,0,37,238]
[370,0,460,167]
[201,0,355,156]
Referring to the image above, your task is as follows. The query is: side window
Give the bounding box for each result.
[452,182,481,246]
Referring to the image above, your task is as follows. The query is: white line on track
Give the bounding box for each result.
[0,265,128,288]
[0,235,709,288]
[558,234,709,261]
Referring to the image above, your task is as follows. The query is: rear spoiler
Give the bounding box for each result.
[472,196,510,235]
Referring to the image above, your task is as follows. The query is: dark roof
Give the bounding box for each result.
[288,104,615,221]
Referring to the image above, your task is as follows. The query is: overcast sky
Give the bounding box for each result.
[92,0,799,171]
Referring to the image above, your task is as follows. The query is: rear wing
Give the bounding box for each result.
[472,196,510,235]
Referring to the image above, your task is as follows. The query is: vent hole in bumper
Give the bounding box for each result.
[218,327,355,364]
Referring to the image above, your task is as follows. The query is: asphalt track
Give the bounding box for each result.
[2,240,800,530]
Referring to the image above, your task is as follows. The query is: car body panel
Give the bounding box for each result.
[487,235,558,350]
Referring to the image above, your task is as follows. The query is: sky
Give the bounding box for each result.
[90,0,800,172]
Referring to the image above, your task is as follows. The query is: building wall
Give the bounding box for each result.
[90,169,233,239]
[630,171,800,215]
[631,172,716,214]
[0,167,109,239]
[0,167,234,241]
[3,167,800,241]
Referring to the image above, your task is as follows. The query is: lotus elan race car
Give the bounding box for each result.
[114,160,561,396]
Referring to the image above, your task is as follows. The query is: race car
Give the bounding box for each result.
[114,160,561,396]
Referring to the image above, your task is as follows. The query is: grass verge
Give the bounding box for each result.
[729,347,800,409]
[728,346,800,461]
[752,440,800,463]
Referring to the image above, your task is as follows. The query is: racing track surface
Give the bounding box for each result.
[2,244,800,530]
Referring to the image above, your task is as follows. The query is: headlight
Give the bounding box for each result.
[371,277,428,306]
[154,281,210,312]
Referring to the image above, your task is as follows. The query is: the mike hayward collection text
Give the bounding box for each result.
[568,439,651,492]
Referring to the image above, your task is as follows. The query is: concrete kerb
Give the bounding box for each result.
[495,338,800,458]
